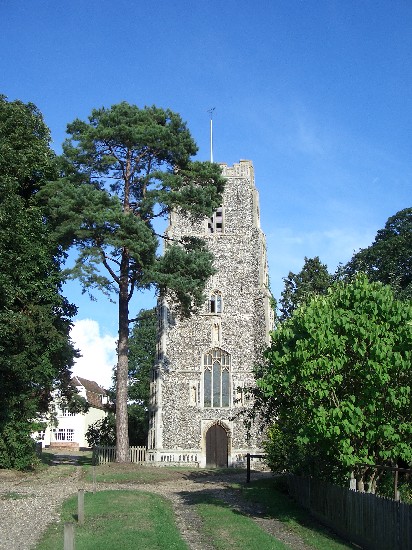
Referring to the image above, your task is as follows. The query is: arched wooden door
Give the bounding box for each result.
[206,424,228,467]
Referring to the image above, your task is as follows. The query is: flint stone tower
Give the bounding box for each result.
[147,160,272,467]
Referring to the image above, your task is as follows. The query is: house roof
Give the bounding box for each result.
[71,376,107,409]
[72,376,107,395]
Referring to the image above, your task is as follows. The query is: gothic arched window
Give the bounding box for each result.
[210,290,222,314]
[203,348,230,408]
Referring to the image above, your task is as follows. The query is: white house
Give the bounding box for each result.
[35,376,108,450]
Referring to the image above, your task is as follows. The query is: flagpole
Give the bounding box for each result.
[207,107,215,162]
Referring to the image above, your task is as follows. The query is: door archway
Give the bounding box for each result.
[206,424,228,467]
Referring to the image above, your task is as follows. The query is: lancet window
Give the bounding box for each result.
[203,348,230,408]
[209,290,222,314]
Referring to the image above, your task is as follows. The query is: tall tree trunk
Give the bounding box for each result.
[116,250,130,462]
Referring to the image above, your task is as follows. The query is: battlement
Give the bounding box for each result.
[219,159,254,182]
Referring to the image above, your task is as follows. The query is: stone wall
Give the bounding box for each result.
[148,160,272,467]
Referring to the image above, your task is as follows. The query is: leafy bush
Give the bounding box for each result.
[85,414,116,447]
[256,275,412,488]
[128,404,148,446]
[0,420,38,470]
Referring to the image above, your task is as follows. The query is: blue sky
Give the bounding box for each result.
[2,1,411,386]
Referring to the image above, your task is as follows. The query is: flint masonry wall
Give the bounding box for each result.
[147,160,272,467]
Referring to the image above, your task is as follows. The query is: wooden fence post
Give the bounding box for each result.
[394,467,399,501]
[78,489,84,525]
[64,522,75,550]
[349,472,357,491]
[246,453,251,483]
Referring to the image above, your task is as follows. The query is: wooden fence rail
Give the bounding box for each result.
[92,445,146,465]
[287,475,412,550]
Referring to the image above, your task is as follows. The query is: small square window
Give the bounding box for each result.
[208,207,224,233]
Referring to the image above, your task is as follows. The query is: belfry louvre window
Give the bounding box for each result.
[208,207,224,233]
[203,349,230,407]
[210,290,222,314]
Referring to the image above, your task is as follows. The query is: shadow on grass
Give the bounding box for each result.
[39,451,94,467]
[175,475,354,550]
[76,454,94,466]
[39,452,57,466]
[82,464,246,485]
[182,467,246,479]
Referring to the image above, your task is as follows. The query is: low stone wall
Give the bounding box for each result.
[49,442,80,451]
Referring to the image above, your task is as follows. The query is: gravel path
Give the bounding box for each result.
[0,466,81,550]
[0,457,315,550]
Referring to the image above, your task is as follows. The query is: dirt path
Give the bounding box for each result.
[98,470,315,550]
[0,457,315,550]
[144,474,316,550]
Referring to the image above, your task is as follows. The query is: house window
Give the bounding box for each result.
[208,207,224,233]
[60,408,76,417]
[54,428,74,442]
[203,349,230,408]
[210,291,222,314]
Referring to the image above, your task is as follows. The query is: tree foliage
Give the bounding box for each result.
[0,96,77,469]
[40,102,225,461]
[85,414,116,448]
[128,308,157,405]
[278,256,332,321]
[256,275,412,487]
[127,308,157,446]
[344,208,412,300]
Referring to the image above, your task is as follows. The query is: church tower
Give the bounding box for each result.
[147,160,272,467]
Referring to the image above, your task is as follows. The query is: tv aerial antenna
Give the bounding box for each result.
[207,107,216,163]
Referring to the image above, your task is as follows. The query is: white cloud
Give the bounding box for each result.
[70,319,117,390]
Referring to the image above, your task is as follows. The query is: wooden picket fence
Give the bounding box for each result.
[92,445,146,465]
[287,475,412,550]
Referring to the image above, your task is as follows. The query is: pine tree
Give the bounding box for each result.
[41,103,225,461]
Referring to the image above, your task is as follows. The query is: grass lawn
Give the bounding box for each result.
[33,462,355,550]
[36,490,188,550]
[82,463,188,484]
[195,496,290,550]
[240,477,354,550]
[82,463,241,484]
